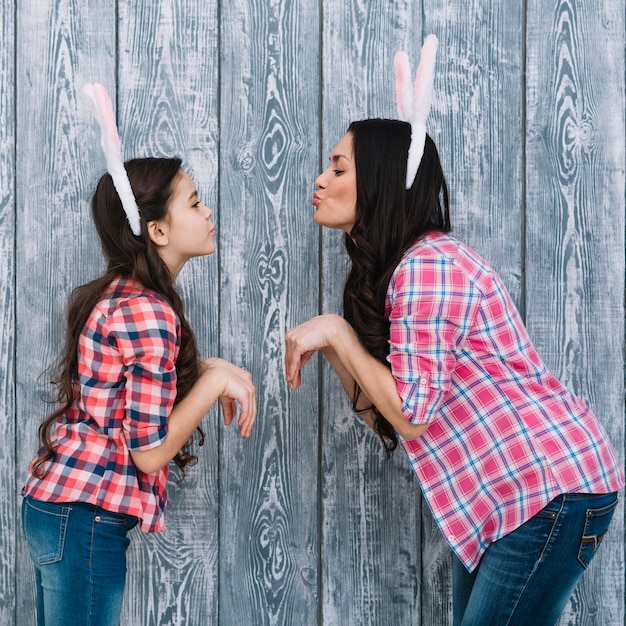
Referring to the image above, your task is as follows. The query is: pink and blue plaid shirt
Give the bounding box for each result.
[386,232,624,571]
[23,277,180,532]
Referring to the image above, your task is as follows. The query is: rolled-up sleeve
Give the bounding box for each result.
[387,254,477,425]
[105,297,180,450]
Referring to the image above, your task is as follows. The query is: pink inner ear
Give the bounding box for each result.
[93,84,121,149]
[394,52,410,117]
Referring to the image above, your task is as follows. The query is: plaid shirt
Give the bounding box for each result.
[23,277,180,532]
[386,232,624,571]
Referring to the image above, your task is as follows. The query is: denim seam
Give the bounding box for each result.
[503,497,565,624]
[88,512,96,626]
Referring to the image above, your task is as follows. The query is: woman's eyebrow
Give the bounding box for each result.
[330,154,351,163]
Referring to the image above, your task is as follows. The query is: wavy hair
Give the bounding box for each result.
[342,119,451,454]
[32,157,204,478]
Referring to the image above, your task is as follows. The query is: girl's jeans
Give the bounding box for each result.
[452,492,619,626]
[22,496,138,626]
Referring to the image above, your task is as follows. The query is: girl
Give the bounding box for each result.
[22,156,257,626]
[284,118,623,625]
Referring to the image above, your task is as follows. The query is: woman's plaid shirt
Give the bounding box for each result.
[386,232,624,571]
[23,277,180,532]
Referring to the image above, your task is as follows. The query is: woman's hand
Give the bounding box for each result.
[284,314,343,389]
[285,314,428,442]
[200,358,257,437]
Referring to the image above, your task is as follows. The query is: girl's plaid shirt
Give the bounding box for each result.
[24,276,181,533]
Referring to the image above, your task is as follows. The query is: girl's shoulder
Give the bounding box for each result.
[97,276,178,324]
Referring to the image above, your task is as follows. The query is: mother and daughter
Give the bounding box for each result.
[22,36,622,626]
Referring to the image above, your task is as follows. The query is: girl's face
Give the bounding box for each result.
[151,169,216,277]
[312,132,357,232]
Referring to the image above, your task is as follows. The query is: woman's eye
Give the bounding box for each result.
[192,201,201,208]
[333,169,344,176]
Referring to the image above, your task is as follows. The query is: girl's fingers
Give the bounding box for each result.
[236,384,256,425]
[220,397,237,425]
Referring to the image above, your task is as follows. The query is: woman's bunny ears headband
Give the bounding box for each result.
[394,34,438,189]
[83,83,141,236]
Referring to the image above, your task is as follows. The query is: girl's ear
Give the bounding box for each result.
[147,220,169,247]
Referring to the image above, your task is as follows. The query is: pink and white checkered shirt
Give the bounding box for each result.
[386,232,624,571]
[23,277,180,532]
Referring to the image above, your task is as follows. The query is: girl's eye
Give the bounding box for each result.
[333,169,344,176]
[192,201,201,208]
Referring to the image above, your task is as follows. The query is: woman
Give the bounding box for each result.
[285,118,623,625]
[22,157,257,626]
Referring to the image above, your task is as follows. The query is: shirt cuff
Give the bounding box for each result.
[397,375,445,425]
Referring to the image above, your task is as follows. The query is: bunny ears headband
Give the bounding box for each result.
[394,34,438,189]
[83,83,141,236]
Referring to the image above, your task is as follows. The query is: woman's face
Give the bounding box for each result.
[312,132,357,232]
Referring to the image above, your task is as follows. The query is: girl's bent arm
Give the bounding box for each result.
[130,358,256,474]
[285,315,427,441]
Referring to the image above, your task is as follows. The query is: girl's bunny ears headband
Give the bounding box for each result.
[394,34,438,189]
[83,83,141,236]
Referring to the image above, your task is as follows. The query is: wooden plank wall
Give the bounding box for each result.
[2,1,623,624]
[0,1,16,625]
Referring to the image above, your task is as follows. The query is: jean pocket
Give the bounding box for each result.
[577,497,618,569]
[94,509,136,528]
[22,497,70,565]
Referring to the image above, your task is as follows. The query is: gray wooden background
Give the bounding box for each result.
[1,0,624,624]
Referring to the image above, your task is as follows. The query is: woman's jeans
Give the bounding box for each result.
[452,492,618,626]
[22,496,138,626]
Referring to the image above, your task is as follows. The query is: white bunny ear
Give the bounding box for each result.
[393,34,438,189]
[412,34,438,128]
[83,82,141,236]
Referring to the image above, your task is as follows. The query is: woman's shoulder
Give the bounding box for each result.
[393,232,495,291]
[400,231,461,265]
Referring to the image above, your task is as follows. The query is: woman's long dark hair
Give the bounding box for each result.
[32,157,204,478]
[343,119,450,454]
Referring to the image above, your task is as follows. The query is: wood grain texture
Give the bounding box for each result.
[117,1,221,623]
[3,0,625,624]
[0,1,16,624]
[14,1,117,624]
[526,1,625,624]
[320,2,425,624]
[218,0,320,623]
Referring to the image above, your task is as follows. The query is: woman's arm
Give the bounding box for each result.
[130,358,256,474]
[285,314,427,440]
[321,345,376,430]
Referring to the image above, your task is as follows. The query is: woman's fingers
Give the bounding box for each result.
[284,317,331,386]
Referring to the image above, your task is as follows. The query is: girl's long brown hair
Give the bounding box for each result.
[342,120,451,455]
[32,157,204,478]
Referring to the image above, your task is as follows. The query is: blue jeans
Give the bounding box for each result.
[452,492,618,626]
[22,496,138,626]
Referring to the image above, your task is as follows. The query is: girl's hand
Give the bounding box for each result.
[285,314,344,390]
[201,358,257,437]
